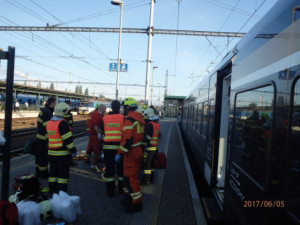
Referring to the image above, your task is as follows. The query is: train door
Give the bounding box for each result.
[210,63,232,206]
[216,75,231,189]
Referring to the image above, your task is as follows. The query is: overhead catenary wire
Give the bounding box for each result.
[190,0,240,81]
[195,0,267,80]
[15,0,142,85]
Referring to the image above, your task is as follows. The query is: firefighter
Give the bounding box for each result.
[84,104,100,163]
[115,97,145,213]
[35,97,56,178]
[144,106,155,121]
[101,100,124,197]
[46,102,77,194]
[63,100,74,129]
[142,116,160,185]
[64,100,76,166]
[90,104,106,172]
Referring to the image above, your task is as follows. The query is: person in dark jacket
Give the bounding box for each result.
[64,100,76,166]
[46,102,77,194]
[35,97,56,178]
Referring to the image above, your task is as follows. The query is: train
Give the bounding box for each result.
[180,1,300,224]
[78,101,111,114]
[13,94,78,107]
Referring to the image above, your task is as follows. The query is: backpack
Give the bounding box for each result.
[24,139,38,155]
[13,175,40,201]
[154,152,166,169]
[0,200,18,225]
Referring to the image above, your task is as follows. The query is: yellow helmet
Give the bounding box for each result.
[54,102,70,116]
[142,104,147,110]
[95,103,101,110]
[121,97,138,109]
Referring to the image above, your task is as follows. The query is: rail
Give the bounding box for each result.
[0,121,87,160]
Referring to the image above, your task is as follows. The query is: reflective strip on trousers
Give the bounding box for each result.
[57,178,68,184]
[123,187,129,193]
[48,177,58,182]
[130,192,142,200]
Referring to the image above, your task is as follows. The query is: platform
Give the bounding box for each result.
[0,111,79,119]
[0,118,206,225]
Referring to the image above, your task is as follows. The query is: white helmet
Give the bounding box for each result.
[54,102,70,116]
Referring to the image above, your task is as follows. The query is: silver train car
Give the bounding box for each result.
[181,1,300,224]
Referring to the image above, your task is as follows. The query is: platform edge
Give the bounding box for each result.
[177,123,207,225]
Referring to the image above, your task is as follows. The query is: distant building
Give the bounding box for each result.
[163,95,186,118]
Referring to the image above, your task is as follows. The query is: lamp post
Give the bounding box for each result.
[157,82,161,106]
[151,66,158,106]
[111,0,124,100]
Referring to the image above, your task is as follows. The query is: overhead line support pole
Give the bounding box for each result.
[145,0,155,102]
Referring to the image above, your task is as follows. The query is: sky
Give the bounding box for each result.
[0,0,278,105]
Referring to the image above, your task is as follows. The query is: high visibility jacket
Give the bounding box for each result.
[63,112,73,128]
[46,119,75,156]
[145,122,160,151]
[103,114,124,150]
[36,106,54,141]
[118,111,145,154]
[86,112,93,133]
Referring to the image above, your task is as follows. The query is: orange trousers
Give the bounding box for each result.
[123,146,143,204]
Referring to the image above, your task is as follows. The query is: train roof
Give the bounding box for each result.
[186,0,299,101]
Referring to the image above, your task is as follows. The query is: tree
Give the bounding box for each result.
[75,85,78,93]
[37,81,42,88]
[79,85,83,94]
[24,80,27,85]
[50,82,55,90]
[84,88,89,95]
[249,102,257,108]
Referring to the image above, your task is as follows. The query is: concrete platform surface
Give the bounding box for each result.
[0,118,205,225]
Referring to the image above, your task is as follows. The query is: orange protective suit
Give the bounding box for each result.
[118,111,145,204]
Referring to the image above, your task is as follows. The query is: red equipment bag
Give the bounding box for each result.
[13,174,39,200]
[154,152,166,169]
[0,200,18,225]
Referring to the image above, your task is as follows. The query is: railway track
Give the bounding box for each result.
[0,120,87,160]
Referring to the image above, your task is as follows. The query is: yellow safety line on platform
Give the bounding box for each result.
[70,167,100,181]
[0,159,34,176]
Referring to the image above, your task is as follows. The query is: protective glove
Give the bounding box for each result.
[71,147,77,156]
[115,154,122,163]
[87,133,90,137]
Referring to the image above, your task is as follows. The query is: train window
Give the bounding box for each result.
[197,103,203,133]
[287,78,300,219]
[193,104,198,129]
[208,99,215,141]
[232,85,274,187]
[202,102,209,138]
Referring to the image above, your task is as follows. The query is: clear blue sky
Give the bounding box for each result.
[0,0,278,104]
